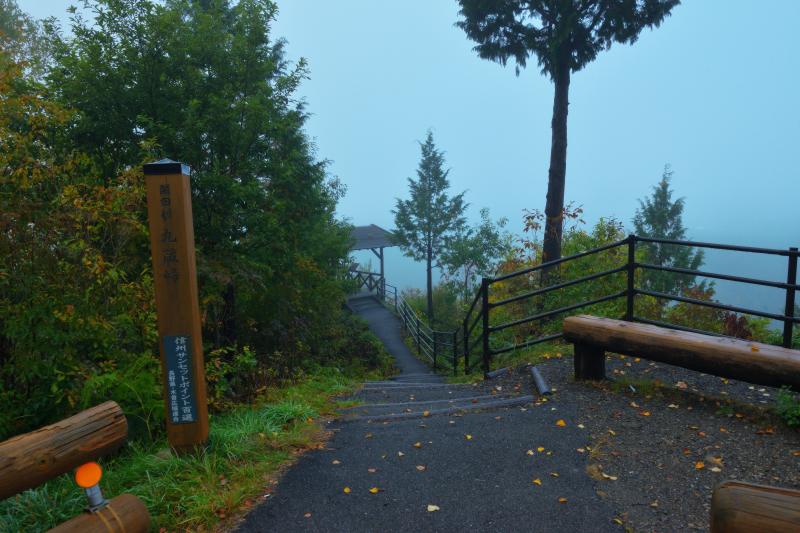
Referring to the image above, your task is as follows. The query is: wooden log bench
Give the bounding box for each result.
[562,315,800,390]
[711,480,800,532]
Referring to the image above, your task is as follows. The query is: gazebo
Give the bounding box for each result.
[350,224,396,280]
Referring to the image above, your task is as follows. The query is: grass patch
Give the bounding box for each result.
[0,368,377,532]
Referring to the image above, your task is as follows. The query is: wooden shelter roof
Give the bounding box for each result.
[350,224,395,250]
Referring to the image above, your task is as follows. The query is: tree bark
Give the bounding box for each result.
[426,243,434,323]
[542,60,571,279]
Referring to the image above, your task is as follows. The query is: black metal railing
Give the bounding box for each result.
[351,236,799,377]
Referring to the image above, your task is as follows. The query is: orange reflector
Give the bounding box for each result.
[75,462,103,488]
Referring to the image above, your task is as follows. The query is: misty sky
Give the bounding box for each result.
[20,1,800,312]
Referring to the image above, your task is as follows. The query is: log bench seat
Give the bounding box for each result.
[562,315,800,390]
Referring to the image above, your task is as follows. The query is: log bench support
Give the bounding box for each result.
[563,314,800,390]
[573,343,606,380]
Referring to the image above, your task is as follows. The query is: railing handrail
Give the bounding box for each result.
[350,234,798,377]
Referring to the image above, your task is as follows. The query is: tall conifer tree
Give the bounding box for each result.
[633,165,704,296]
[456,0,679,272]
[393,131,466,321]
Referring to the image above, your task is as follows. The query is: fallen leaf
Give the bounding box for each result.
[650,501,658,508]
[695,461,705,470]
[630,401,639,408]
[556,419,566,427]
[558,497,568,503]
[750,344,760,352]
[634,358,641,362]
[792,450,800,457]
[369,487,381,494]
[332,460,341,465]
[601,472,618,481]
[613,518,624,525]
[427,504,440,512]
[756,427,775,435]
[365,433,373,439]
[608,429,616,436]
[414,442,422,448]
[368,468,377,473]
[640,411,651,417]
[675,381,688,390]
[537,446,545,452]
[304,512,312,518]
[423,410,430,417]
[697,431,707,437]
[577,423,585,429]
[667,404,679,409]
[577,448,586,453]
[398,452,405,457]
[465,434,473,440]
[343,487,351,494]
[710,466,722,473]
[550,472,559,477]
[416,465,427,471]
[526,450,534,456]
[533,478,542,486]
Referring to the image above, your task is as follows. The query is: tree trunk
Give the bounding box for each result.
[426,244,434,323]
[542,60,571,280]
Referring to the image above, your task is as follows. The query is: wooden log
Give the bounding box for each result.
[563,315,800,390]
[0,401,127,500]
[710,480,800,533]
[48,493,151,533]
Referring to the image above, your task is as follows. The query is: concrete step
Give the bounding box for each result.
[341,395,535,423]
[341,393,527,417]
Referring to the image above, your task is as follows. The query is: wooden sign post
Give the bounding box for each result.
[144,159,209,451]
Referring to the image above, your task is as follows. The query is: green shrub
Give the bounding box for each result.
[776,386,800,427]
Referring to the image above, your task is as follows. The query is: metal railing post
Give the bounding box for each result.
[783,247,798,348]
[433,332,438,370]
[626,234,636,321]
[463,318,469,375]
[481,278,490,375]
[394,286,398,312]
[415,314,421,354]
[452,330,458,376]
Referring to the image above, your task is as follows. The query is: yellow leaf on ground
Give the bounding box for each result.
[414,442,422,448]
[427,505,440,512]
[332,460,341,465]
[537,446,545,452]
[601,472,618,481]
[365,433,373,439]
[750,344,760,352]
[423,410,430,417]
[558,497,568,503]
[343,487,351,494]
[369,487,381,494]
[465,434,473,440]
[695,461,705,470]
[533,478,542,485]
[556,419,566,427]
[550,472,559,477]
[792,450,800,457]
[526,450,534,456]
[416,465,426,471]
[640,411,651,417]
[710,466,722,472]
[608,429,616,436]
[576,448,586,453]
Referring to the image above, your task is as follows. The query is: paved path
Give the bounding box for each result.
[237,296,622,532]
